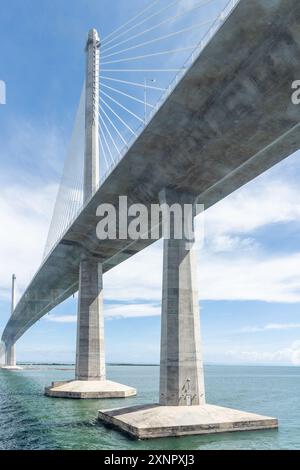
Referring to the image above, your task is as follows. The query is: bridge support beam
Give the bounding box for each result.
[98,189,277,438]
[159,189,205,407]
[1,343,22,370]
[0,342,18,370]
[5,343,16,367]
[1,345,21,370]
[75,258,105,381]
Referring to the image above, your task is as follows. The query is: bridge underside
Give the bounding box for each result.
[2,0,300,346]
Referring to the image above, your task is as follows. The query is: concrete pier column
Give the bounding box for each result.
[75,258,105,381]
[5,274,17,367]
[1,274,21,370]
[5,343,16,367]
[0,342,4,366]
[159,188,205,406]
[97,189,276,436]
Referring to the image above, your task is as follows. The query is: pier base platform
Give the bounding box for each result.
[0,365,23,370]
[98,404,278,439]
[45,380,137,399]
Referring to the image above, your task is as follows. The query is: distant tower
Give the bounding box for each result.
[5,274,16,367]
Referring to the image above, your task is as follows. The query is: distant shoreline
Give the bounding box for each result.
[16,362,159,367]
[14,362,300,368]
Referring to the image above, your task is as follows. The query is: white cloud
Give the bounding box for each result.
[198,251,300,303]
[0,118,65,307]
[202,177,300,240]
[0,182,57,302]
[241,323,300,333]
[105,242,163,303]
[46,315,77,324]
[103,228,300,307]
[226,341,300,366]
[105,303,160,319]
[103,160,300,306]
[45,303,161,323]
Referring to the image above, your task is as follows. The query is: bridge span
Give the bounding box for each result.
[0,0,299,438]
[2,0,300,346]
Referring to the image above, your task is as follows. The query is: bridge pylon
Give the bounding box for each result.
[44,28,136,399]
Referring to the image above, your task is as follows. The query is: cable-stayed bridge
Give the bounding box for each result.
[1,0,299,437]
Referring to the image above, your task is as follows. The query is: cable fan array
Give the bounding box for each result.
[44,0,239,258]
[97,0,236,175]
[44,86,86,258]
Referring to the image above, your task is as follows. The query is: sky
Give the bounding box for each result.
[1,0,300,366]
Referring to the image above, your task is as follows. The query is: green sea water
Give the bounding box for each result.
[0,364,299,450]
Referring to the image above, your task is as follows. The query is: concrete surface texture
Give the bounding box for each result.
[73,28,106,385]
[159,189,205,406]
[83,28,100,203]
[75,259,105,381]
[45,380,136,399]
[5,344,16,367]
[98,404,278,439]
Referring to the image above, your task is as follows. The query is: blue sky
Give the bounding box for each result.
[1,0,300,366]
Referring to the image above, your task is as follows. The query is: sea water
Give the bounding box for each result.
[0,364,299,450]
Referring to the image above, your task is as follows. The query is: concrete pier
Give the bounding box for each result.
[5,343,16,367]
[98,189,277,437]
[0,342,20,370]
[4,340,18,369]
[0,275,21,370]
[46,256,135,398]
[75,259,105,381]
[45,28,136,399]
[159,189,205,407]
[98,404,278,439]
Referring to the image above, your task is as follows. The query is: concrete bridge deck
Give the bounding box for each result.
[2,0,300,347]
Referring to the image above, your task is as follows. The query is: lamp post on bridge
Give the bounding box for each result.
[44,28,136,399]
